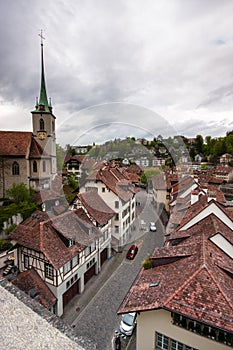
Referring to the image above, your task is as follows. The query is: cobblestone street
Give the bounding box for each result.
[62,191,166,349]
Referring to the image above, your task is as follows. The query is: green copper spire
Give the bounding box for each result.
[34,31,52,113]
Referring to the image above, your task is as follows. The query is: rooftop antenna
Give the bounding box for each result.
[38,29,45,46]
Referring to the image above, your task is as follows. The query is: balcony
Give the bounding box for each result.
[172,313,233,347]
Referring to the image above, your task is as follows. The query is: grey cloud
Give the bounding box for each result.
[0,0,233,141]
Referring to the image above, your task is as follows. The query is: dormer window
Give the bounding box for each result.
[69,238,75,247]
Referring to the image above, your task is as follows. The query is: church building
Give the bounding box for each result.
[0,36,57,198]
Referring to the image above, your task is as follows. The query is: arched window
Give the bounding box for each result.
[33,160,37,173]
[40,118,45,130]
[12,161,19,175]
[43,160,46,172]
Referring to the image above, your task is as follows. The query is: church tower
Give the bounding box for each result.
[31,32,57,179]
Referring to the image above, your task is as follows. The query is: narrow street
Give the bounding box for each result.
[63,190,165,350]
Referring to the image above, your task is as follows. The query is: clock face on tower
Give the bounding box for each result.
[37,131,47,141]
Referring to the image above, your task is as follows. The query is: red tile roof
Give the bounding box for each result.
[77,191,115,225]
[29,137,46,158]
[87,164,136,201]
[10,209,102,269]
[12,268,56,308]
[0,131,32,156]
[118,213,233,333]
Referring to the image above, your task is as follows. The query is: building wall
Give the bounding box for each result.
[0,157,30,197]
[17,234,111,316]
[153,188,169,212]
[137,309,230,350]
[84,180,136,246]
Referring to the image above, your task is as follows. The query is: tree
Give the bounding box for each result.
[194,135,204,154]
[6,183,34,204]
[226,133,233,154]
[140,168,161,187]
[56,143,65,171]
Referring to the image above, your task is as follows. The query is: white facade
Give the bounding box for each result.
[83,180,136,247]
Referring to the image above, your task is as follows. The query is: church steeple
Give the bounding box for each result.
[34,30,52,113]
[31,31,57,180]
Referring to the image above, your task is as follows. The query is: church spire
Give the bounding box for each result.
[34,30,52,113]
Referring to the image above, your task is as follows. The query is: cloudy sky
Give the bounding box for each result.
[0,0,233,146]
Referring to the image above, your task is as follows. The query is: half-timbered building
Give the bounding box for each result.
[9,208,109,316]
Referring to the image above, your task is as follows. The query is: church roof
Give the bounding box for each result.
[0,131,32,156]
[0,131,48,159]
[33,38,52,114]
[29,137,47,158]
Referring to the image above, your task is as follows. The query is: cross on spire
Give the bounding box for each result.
[38,29,45,46]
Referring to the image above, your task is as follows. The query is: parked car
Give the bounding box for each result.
[126,244,138,260]
[149,222,157,231]
[120,312,137,336]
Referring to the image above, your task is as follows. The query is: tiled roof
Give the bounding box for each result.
[12,268,56,308]
[87,164,136,201]
[77,191,115,225]
[118,214,233,333]
[10,209,101,269]
[34,189,63,203]
[0,131,32,156]
[29,137,46,158]
[65,155,85,164]
[152,173,167,190]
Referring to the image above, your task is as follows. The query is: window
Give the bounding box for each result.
[171,339,183,350]
[102,187,105,192]
[24,254,29,269]
[63,261,71,275]
[40,118,45,130]
[85,242,96,257]
[72,255,79,267]
[43,160,46,172]
[103,229,108,241]
[12,161,19,175]
[33,160,37,173]
[45,263,53,279]
[115,213,119,221]
[155,332,198,350]
[156,333,168,350]
[69,238,75,247]
[115,201,119,209]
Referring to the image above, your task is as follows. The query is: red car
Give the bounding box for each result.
[126,244,138,260]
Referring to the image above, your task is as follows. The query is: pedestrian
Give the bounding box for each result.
[115,331,121,350]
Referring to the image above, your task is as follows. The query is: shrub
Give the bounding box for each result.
[142,253,153,269]
[0,239,13,252]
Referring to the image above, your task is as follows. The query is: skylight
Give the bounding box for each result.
[149,282,160,288]
[210,233,233,259]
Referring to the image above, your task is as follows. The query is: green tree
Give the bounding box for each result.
[6,183,34,204]
[213,138,226,157]
[226,133,233,154]
[56,143,65,171]
[67,174,79,190]
[194,135,204,154]
[140,168,161,187]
